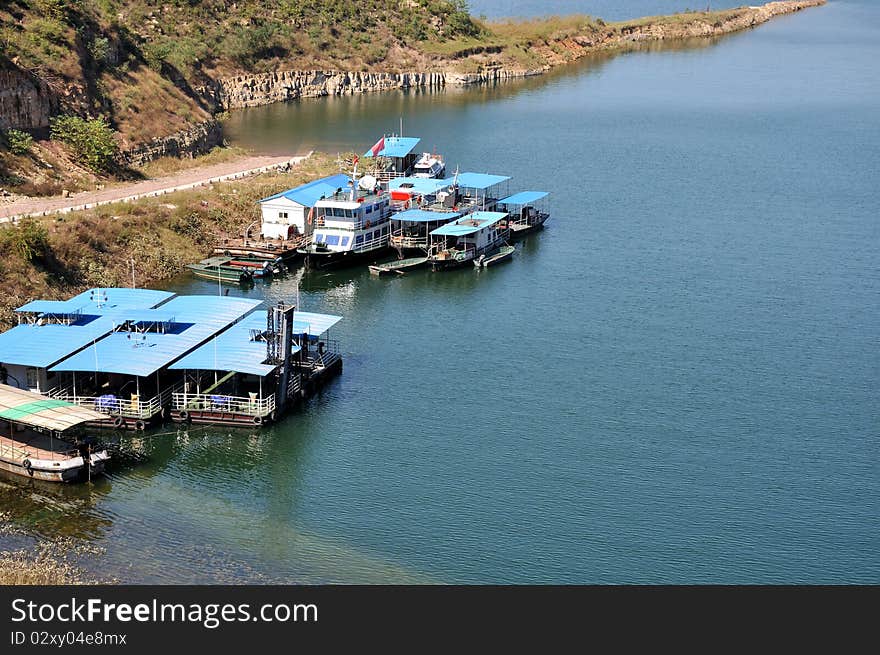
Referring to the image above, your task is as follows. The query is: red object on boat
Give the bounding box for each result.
[390,190,411,201]
[229,260,264,268]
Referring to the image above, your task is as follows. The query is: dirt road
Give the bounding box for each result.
[0,153,310,223]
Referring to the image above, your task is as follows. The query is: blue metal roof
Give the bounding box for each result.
[455,172,511,190]
[0,316,117,369]
[16,288,174,315]
[392,209,461,224]
[499,191,548,205]
[430,211,509,237]
[0,289,175,368]
[388,177,455,195]
[292,311,342,337]
[364,136,420,159]
[259,174,352,208]
[169,311,295,376]
[50,296,261,377]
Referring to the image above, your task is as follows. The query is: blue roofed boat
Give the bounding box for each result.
[168,304,343,426]
[363,133,446,182]
[497,191,551,238]
[428,211,511,270]
[389,208,462,256]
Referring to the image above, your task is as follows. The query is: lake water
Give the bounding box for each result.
[2,0,878,583]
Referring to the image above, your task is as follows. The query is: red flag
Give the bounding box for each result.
[369,137,385,157]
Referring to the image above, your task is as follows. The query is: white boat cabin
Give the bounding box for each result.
[258,174,350,240]
[309,187,393,254]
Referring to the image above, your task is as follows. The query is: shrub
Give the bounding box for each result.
[0,218,50,262]
[5,130,34,155]
[49,115,117,171]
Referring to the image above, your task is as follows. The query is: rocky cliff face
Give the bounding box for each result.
[0,59,58,132]
[118,119,223,167]
[200,68,544,111]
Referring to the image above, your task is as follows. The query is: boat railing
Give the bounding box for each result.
[47,382,183,419]
[172,391,276,418]
[373,170,406,183]
[352,230,390,253]
[0,438,80,462]
[390,230,428,250]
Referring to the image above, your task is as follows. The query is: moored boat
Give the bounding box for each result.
[369,257,429,276]
[497,191,550,239]
[474,245,516,268]
[298,163,393,270]
[0,384,110,483]
[187,257,255,284]
[428,211,510,271]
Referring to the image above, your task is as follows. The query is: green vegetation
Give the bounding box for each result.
[4,129,34,155]
[49,115,117,171]
[0,216,49,262]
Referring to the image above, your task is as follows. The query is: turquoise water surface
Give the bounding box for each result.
[2,1,877,583]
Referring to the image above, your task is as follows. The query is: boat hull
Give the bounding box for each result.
[0,452,108,483]
[302,246,391,270]
[369,257,429,276]
[508,214,549,239]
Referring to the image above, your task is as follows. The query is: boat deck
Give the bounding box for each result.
[0,430,78,462]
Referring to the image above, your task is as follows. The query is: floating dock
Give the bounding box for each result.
[0,288,344,431]
[168,305,342,426]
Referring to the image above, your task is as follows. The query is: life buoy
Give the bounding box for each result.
[365,220,371,229]
[112,416,124,428]
[134,420,146,431]
[252,415,263,426]
[178,410,189,422]
[404,200,410,209]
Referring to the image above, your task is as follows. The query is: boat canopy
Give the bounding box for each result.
[430,211,508,237]
[169,312,297,377]
[0,289,175,369]
[455,172,511,190]
[364,136,420,159]
[50,296,261,378]
[499,191,548,206]
[259,174,352,208]
[0,383,106,431]
[292,311,343,337]
[393,209,461,224]
[388,177,455,195]
[16,288,174,316]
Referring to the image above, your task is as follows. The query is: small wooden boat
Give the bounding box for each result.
[0,384,110,483]
[369,257,429,276]
[474,245,515,268]
[187,257,255,285]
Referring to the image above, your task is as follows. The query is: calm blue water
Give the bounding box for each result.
[2,0,877,583]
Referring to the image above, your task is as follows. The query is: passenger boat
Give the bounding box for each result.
[389,208,462,256]
[412,151,446,179]
[369,257,429,276]
[0,384,110,483]
[497,191,550,239]
[428,211,510,271]
[298,164,393,270]
[187,257,255,284]
[474,245,516,268]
